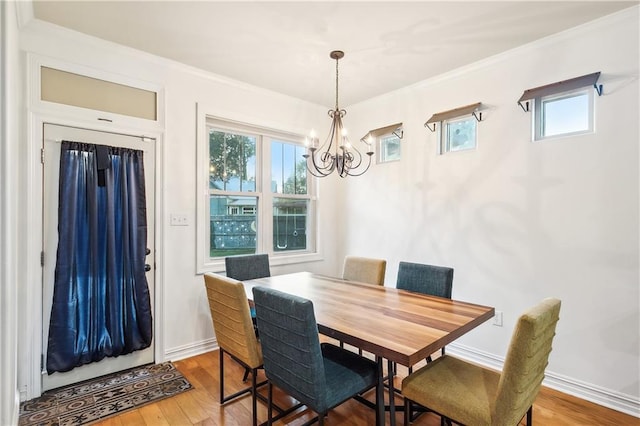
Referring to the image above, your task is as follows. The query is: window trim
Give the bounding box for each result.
[196,107,320,273]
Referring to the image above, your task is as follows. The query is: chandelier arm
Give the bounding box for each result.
[345,154,373,177]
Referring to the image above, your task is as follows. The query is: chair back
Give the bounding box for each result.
[396,261,453,298]
[342,256,387,286]
[225,254,271,281]
[252,286,328,413]
[494,298,561,425]
[204,273,262,369]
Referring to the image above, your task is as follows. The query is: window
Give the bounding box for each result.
[360,123,403,164]
[517,72,600,141]
[202,118,315,265]
[425,102,482,154]
[441,116,477,153]
[379,133,401,163]
[533,88,593,141]
[271,140,309,252]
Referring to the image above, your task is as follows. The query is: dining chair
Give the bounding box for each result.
[342,255,387,286]
[225,253,271,363]
[402,298,561,426]
[341,255,387,354]
[396,261,454,365]
[203,273,265,426]
[225,253,271,281]
[252,285,384,426]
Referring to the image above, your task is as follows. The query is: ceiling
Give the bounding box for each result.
[31,1,637,107]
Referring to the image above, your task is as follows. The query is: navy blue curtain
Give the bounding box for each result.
[46,141,153,374]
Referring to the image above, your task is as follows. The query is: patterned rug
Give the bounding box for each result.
[19,361,192,426]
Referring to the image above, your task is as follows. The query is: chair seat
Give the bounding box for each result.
[320,343,378,412]
[401,355,500,426]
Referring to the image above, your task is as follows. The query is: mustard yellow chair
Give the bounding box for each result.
[342,255,387,286]
[204,273,265,426]
[402,298,561,426]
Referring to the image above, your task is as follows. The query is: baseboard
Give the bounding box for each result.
[163,338,218,362]
[447,343,640,418]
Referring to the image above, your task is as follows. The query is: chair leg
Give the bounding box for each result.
[527,406,533,425]
[404,398,411,426]
[242,367,250,382]
[251,368,258,426]
[267,382,273,426]
[219,349,225,404]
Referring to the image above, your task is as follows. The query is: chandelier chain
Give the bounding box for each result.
[335,56,339,110]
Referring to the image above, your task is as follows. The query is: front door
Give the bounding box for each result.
[41,123,155,391]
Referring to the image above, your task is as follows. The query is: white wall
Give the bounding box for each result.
[343,7,639,414]
[1,0,22,423]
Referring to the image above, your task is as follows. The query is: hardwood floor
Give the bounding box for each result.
[92,350,638,425]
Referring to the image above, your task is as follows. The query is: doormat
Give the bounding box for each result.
[19,361,192,426]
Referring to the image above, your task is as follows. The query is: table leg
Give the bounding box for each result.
[377,357,384,426]
[387,359,396,426]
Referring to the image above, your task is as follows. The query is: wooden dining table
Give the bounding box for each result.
[243,271,494,425]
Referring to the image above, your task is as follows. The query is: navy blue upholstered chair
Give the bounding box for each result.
[397,261,454,368]
[225,253,271,281]
[396,261,453,299]
[252,286,384,426]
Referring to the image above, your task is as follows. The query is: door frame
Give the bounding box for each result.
[23,112,165,400]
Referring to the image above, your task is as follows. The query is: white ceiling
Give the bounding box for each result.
[31,1,637,106]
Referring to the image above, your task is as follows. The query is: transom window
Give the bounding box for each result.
[378,133,401,163]
[441,116,477,154]
[204,119,315,261]
[534,88,593,141]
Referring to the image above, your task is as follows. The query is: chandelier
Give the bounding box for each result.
[303,50,373,178]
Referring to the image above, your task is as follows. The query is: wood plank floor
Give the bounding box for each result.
[92,349,638,425]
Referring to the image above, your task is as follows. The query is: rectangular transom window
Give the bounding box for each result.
[379,134,401,163]
[41,66,157,120]
[442,116,477,153]
[534,89,593,140]
[518,72,599,142]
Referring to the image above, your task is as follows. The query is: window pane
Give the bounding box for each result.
[379,135,401,163]
[542,92,589,137]
[210,195,257,257]
[446,118,476,152]
[273,198,307,252]
[209,129,256,191]
[271,140,307,194]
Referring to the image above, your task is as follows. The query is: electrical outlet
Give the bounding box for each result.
[170,213,189,226]
[493,310,503,327]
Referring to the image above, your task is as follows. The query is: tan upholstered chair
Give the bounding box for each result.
[402,298,561,426]
[342,255,387,286]
[204,273,264,426]
[341,256,387,355]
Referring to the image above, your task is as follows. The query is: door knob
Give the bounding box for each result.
[145,264,151,272]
